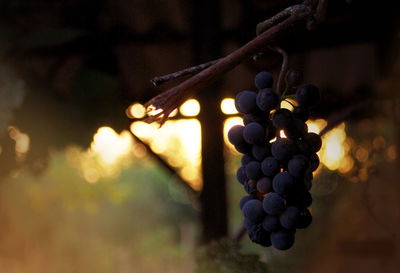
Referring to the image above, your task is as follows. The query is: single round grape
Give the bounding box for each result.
[263,192,286,215]
[241,154,255,166]
[296,139,312,156]
[227,125,245,146]
[242,199,265,223]
[235,142,252,154]
[256,88,279,112]
[239,195,254,209]
[243,122,266,144]
[305,132,322,153]
[285,118,307,139]
[245,161,263,180]
[296,84,320,108]
[309,153,320,172]
[243,179,257,195]
[261,157,280,177]
[292,106,310,122]
[285,69,303,88]
[271,138,295,162]
[272,108,293,129]
[296,208,312,229]
[279,206,300,229]
[272,171,295,195]
[288,155,310,177]
[243,113,269,126]
[271,229,295,250]
[287,186,312,207]
[262,214,281,232]
[248,224,272,247]
[235,90,258,114]
[244,217,256,229]
[256,177,273,194]
[255,71,274,89]
[236,166,247,185]
[252,142,271,161]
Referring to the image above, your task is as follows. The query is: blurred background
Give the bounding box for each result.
[0,0,399,272]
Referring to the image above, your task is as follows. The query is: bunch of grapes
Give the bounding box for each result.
[228,71,321,250]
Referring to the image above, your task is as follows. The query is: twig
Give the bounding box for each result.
[256,7,293,36]
[231,223,247,241]
[144,4,314,125]
[270,46,289,95]
[150,58,220,87]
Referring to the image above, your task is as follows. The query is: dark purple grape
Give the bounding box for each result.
[271,229,295,250]
[261,157,280,177]
[296,84,320,108]
[262,214,280,232]
[256,88,279,112]
[285,118,308,139]
[279,206,300,229]
[287,186,312,207]
[271,138,295,162]
[239,195,254,209]
[252,142,270,161]
[292,106,310,122]
[304,170,313,190]
[296,139,312,156]
[241,154,255,166]
[227,125,245,146]
[248,224,272,247]
[263,192,286,215]
[288,155,310,177]
[305,132,322,153]
[255,71,273,89]
[242,199,265,223]
[272,171,295,195]
[234,142,252,154]
[256,177,273,194]
[309,153,320,172]
[245,161,263,180]
[244,179,257,194]
[243,122,266,144]
[243,113,269,126]
[272,108,293,129]
[235,90,258,114]
[244,217,256,229]
[296,208,312,229]
[236,166,247,185]
[285,69,303,88]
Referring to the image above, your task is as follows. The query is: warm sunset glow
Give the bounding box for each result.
[306,120,352,174]
[319,123,347,171]
[91,127,133,164]
[180,99,200,116]
[221,98,238,114]
[66,127,136,184]
[130,119,202,190]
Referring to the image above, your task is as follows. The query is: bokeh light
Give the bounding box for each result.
[221,98,238,114]
[130,119,202,190]
[180,99,200,116]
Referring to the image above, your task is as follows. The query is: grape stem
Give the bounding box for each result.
[268,46,289,96]
[144,1,319,125]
